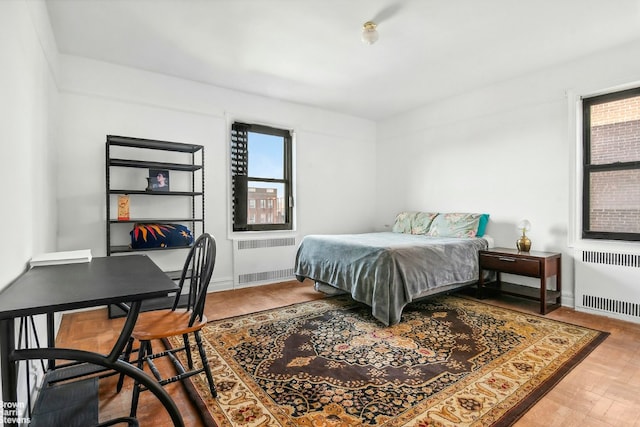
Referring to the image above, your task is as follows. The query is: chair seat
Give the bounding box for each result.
[131,309,208,341]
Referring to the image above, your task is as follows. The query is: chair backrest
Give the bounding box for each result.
[172,233,216,326]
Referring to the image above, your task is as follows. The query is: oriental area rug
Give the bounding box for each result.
[167,295,607,427]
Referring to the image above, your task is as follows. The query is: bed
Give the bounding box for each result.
[294,212,491,325]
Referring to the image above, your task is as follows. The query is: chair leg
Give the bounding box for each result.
[183,334,193,370]
[117,337,135,392]
[130,340,149,418]
[194,331,217,398]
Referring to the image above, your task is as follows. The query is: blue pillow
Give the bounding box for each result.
[130,223,194,249]
[476,214,490,237]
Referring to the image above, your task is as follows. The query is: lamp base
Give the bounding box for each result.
[516,236,531,252]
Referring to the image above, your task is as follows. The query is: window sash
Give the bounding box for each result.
[582,87,640,241]
[231,122,293,232]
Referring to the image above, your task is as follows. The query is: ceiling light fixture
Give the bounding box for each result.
[361,21,379,45]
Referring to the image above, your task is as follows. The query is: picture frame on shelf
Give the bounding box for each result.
[148,169,170,191]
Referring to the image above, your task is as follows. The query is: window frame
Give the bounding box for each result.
[231,121,293,232]
[582,86,640,241]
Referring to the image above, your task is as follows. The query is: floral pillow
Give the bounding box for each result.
[392,211,439,234]
[411,212,438,234]
[392,212,416,233]
[427,213,482,238]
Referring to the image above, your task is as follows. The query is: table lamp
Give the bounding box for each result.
[516,219,532,252]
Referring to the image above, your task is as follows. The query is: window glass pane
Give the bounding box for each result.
[248,132,284,179]
[247,182,286,225]
[589,169,640,233]
[589,95,640,164]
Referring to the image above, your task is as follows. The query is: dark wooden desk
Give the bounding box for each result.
[0,255,184,426]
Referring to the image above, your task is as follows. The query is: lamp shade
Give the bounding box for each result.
[361,21,378,45]
[517,219,531,233]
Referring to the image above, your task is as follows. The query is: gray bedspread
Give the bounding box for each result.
[294,232,488,325]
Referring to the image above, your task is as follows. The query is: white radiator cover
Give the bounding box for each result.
[232,237,297,287]
[574,249,640,323]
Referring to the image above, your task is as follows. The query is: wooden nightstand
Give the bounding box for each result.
[478,247,562,314]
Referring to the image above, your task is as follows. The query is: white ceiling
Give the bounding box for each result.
[45,0,640,121]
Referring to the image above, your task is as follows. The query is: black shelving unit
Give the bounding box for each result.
[105,135,205,317]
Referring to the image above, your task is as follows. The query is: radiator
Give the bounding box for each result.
[574,249,640,323]
[232,237,297,287]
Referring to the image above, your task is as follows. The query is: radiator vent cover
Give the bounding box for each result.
[238,237,296,250]
[238,268,295,285]
[582,250,640,268]
[581,294,640,318]
[233,237,297,287]
[575,249,640,324]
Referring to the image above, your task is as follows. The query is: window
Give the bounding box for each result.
[582,87,640,241]
[231,122,293,231]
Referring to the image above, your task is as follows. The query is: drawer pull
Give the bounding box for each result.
[498,257,516,262]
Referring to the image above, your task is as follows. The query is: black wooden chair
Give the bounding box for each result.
[117,233,218,417]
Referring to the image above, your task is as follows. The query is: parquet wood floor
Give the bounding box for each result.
[55,280,640,426]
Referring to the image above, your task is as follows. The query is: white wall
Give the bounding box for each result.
[0,0,59,411]
[54,54,377,288]
[0,0,58,287]
[377,39,640,304]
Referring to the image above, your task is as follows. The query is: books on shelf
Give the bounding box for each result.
[30,249,93,267]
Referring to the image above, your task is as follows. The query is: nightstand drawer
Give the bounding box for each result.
[479,253,540,277]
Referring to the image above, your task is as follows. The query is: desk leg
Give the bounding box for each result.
[108,300,141,362]
[47,313,55,369]
[1,318,19,427]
